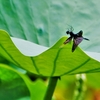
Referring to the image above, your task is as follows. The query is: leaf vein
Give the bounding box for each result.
[61,58,90,76]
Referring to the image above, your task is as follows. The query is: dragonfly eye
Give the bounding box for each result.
[66,31,70,34]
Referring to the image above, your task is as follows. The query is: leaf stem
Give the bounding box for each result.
[44,77,59,100]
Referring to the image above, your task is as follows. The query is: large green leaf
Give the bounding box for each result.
[0,0,100,53]
[0,30,100,76]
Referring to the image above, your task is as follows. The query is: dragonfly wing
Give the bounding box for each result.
[72,37,83,52]
[63,37,72,44]
[76,30,83,37]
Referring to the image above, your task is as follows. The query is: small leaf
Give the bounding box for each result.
[0,30,100,76]
[0,64,47,100]
[0,64,30,100]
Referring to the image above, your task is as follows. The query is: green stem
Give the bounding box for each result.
[44,77,59,100]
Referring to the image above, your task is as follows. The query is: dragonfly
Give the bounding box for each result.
[63,27,89,52]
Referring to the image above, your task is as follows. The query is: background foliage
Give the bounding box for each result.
[0,0,100,52]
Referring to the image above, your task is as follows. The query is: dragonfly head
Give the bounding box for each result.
[66,26,74,35]
[66,31,70,34]
[66,31,73,36]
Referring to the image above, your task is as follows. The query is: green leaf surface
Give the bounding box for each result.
[0,64,47,100]
[0,64,30,100]
[0,30,100,77]
[0,0,100,53]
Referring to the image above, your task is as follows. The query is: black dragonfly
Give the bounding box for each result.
[63,27,89,52]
